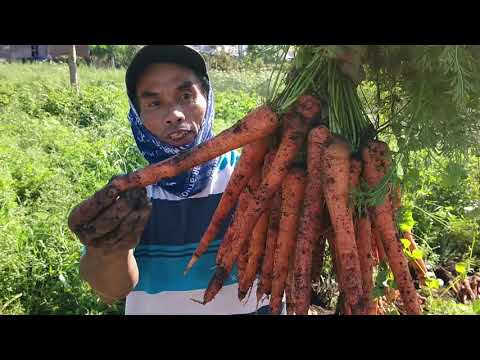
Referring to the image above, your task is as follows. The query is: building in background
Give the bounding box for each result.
[0,45,89,61]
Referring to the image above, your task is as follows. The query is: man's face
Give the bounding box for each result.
[135,63,207,146]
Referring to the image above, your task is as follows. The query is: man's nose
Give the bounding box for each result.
[165,109,185,125]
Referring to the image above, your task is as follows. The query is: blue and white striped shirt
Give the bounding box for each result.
[125,151,272,315]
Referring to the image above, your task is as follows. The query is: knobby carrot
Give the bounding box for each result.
[355,214,376,315]
[185,137,270,274]
[270,168,306,315]
[362,140,422,315]
[349,156,376,315]
[111,105,279,192]
[293,126,331,315]
[321,136,364,314]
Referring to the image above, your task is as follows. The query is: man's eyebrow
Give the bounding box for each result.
[139,80,195,98]
[177,80,195,91]
[139,90,159,98]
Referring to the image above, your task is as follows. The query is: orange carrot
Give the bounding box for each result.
[238,210,270,300]
[293,126,331,315]
[216,169,262,265]
[355,214,376,315]
[349,156,376,315]
[256,191,281,302]
[111,105,279,192]
[362,140,422,315]
[270,168,306,315]
[238,151,277,300]
[185,137,270,274]
[321,136,364,315]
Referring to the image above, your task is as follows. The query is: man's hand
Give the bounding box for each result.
[68,181,152,255]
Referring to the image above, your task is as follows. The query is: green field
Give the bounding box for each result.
[0,62,478,315]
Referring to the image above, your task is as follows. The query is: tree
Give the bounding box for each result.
[246,45,284,64]
[89,45,143,68]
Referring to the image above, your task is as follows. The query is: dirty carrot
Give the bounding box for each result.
[270,168,306,315]
[362,140,422,315]
[111,105,279,192]
[349,156,376,314]
[355,214,376,315]
[321,136,364,314]
[293,126,331,315]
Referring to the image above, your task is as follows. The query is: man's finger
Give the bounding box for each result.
[80,188,148,242]
[68,182,119,232]
[109,204,152,252]
[92,200,152,250]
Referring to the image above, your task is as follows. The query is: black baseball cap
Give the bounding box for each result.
[126,45,209,101]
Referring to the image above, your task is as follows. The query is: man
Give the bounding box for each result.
[69,45,276,315]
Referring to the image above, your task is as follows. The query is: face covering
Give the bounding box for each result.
[127,85,218,198]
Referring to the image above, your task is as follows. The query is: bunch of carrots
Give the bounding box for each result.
[103,88,423,315]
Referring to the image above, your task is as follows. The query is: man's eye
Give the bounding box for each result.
[181,92,193,101]
[148,100,161,108]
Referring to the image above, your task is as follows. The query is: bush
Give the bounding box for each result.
[400,151,480,263]
[213,91,262,134]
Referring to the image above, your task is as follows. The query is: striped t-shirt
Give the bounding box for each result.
[125,150,273,315]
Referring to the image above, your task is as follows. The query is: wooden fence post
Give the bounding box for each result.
[69,45,79,94]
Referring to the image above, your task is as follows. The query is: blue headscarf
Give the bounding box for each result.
[127,86,218,198]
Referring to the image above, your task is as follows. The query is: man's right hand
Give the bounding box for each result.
[68,181,152,255]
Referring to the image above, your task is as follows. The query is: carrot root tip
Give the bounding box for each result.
[183,255,199,276]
